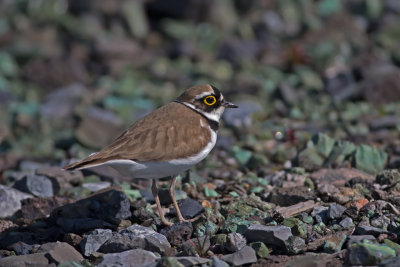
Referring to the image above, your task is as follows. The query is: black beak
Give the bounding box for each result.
[223,101,238,108]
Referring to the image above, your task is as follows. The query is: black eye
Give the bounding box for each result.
[203,96,216,105]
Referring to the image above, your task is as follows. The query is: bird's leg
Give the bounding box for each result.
[151,179,173,226]
[169,176,186,222]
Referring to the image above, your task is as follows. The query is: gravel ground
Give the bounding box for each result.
[1,1,400,266]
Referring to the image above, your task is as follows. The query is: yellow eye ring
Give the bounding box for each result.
[204,95,216,105]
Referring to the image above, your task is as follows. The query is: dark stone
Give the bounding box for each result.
[380,256,400,267]
[51,189,131,224]
[13,174,54,197]
[244,225,292,248]
[327,203,346,220]
[37,242,84,264]
[169,198,204,219]
[355,225,388,237]
[97,248,158,267]
[7,242,34,255]
[56,218,114,234]
[311,206,329,224]
[62,233,82,248]
[80,229,113,256]
[220,246,257,266]
[99,224,170,254]
[376,169,400,185]
[225,233,246,253]
[0,231,36,250]
[0,185,32,218]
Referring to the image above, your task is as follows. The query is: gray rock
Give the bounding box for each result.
[221,246,257,266]
[161,222,193,247]
[311,206,329,224]
[225,233,246,252]
[355,225,388,237]
[285,236,306,254]
[7,242,34,255]
[244,224,292,248]
[19,161,50,171]
[97,248,158,267]
[82,182,111,192]
[339,217,354,229]
[36,167,84,188]
[223,100,262,129]
[0,253,49,267]
[40,83,87,119]
[347,235,376,248]
[51,189,131,224]
[100,224,170,254]
[0,185,32,218]
[369,116,400,131]
[80,229,113,256]
[176,256,210,266]
[371,215,391,229]
[211,256,229,267]
[37,242,84,264]
[327,203,346,220]
[13,174,54,197]
[99,233,146,254]
[380,255,400,267]
[169,198,204,219]
[323,232,347,253]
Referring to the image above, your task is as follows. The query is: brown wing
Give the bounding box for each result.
[63,102,212,170]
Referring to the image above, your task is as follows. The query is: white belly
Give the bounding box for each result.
[106,159,198,178]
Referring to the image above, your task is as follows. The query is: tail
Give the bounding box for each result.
[62,154,101,171]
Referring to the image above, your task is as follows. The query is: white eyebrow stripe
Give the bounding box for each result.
[195,91,213,99]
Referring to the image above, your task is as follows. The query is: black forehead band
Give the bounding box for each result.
[210,85,222,99]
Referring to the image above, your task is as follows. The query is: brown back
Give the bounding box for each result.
[64,102,212,170]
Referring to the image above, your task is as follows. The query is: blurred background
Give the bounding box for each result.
[0,0,400,174]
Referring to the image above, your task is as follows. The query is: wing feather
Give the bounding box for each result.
[63,102,212,170]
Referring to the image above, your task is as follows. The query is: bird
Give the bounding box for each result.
[63,84,238,226]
